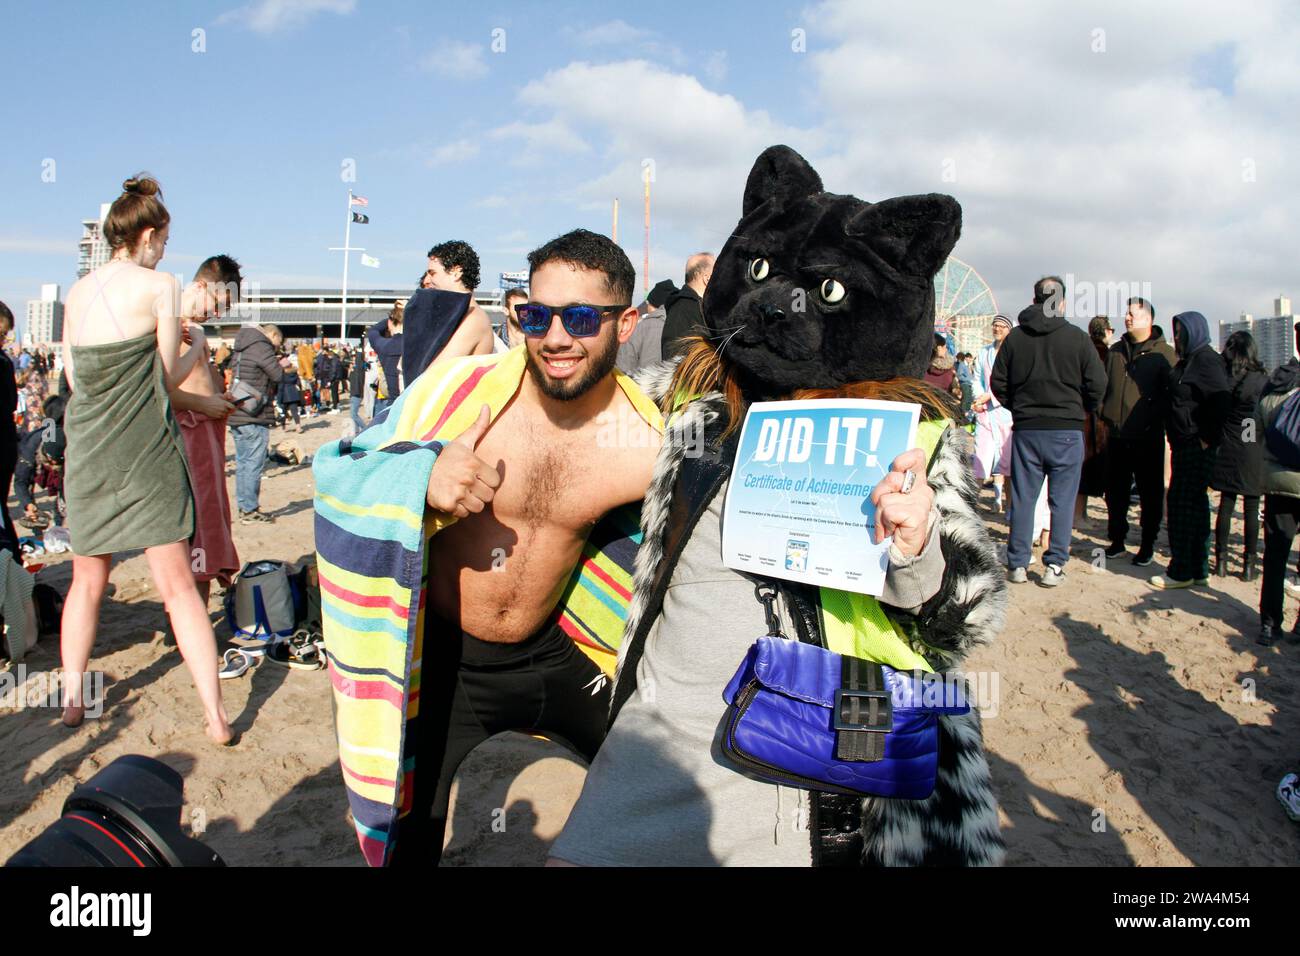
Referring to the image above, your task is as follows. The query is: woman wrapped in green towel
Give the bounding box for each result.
[59,174,233,745]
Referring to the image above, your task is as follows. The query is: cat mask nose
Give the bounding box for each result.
[757,303,785,322]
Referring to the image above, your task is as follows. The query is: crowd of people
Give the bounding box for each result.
[971,275,1300,652]
[0,176,542,745]
[4,162,1300,861]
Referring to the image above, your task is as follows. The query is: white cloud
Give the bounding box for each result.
[563,20,690,70]
[426,139,481,166]
[488,120,587,163]
[421,40,489,79]
[495,59,816,254]
[216,0,355,34]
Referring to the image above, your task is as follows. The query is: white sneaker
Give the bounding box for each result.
[1040,564,1065,587]
[1286,576,1300,599]
[1007,567,1028,584]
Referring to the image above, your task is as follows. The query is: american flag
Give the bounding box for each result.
[350,195,369,207]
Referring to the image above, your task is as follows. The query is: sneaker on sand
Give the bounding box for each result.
[1259,624,1277,646]
[1007,567,1028,584]
[240,509,274,524]
[1039,564,1065,587]
[1285,575,1300,598]
[1277,773,1300,822]
[1149,574,1192,590]
[1104,543,1127,559]
[1133,547,1155,566]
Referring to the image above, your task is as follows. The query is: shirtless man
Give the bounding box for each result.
[172,256,242,606]
[425,239,495,361]
[398,229,659,864]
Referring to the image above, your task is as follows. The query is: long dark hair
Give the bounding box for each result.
[1222,330,1264,380]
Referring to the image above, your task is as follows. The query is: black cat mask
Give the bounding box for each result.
[701,145,962,399]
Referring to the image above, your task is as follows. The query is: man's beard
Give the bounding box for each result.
[525,332,620,401]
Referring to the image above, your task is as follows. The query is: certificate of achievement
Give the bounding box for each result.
[720,399,921,596]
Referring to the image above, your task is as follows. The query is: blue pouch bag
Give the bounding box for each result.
[721,636,970,799]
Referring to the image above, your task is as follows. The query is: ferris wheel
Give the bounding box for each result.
[933,256,997,334]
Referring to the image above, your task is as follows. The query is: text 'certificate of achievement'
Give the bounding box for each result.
[721,399,920,596]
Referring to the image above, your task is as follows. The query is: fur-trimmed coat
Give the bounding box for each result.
[612,361,1008,866]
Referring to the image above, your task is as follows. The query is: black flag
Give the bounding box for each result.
[352,212,369,224]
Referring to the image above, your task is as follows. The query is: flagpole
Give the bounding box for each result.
[340,190,353,345]
[643,170,651,295]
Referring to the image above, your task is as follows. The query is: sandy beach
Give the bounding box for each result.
[2,410,1298,866]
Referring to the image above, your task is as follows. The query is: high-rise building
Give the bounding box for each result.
[25,284,64,347]
[1219,298,1297,372]
[1219,312,1253,348]
[77,202,112,278]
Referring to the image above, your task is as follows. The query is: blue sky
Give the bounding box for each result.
[3,0,1297,336]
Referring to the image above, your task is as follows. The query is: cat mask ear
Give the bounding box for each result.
[742,145,824,217]
[847,193,963,277]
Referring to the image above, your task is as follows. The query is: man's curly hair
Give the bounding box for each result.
[427,240,481,292]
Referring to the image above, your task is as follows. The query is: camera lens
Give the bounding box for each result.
[6,755,223,867]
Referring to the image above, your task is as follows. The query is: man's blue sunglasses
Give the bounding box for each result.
[514,302,629,338]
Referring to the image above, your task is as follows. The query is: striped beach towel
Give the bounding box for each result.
[313,346,663,865]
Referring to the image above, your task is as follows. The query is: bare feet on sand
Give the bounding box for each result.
[207,718,235,746]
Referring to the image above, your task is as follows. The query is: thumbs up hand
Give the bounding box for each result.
[426,404,503,519]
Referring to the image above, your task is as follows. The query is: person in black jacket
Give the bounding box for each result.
[367,305,404,420]
[1100,297,1177,565]
[228,323,286,522]
[0,302,20,559]
[1211,331,1267,580]
[660,253,713,360]
[1151,311,1231,589]
[330,346,346,409]
[315,349,335,411]
[991,276,1107,587]
[347,346,367,433]
[277,364,303,431]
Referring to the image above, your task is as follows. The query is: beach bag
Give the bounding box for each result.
[0,555,37,663]
[1265,388,1300,469]
[721,636,970,799]
[224,561,297,640]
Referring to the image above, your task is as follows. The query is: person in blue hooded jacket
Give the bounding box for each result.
[1151,311,1231,589]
